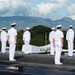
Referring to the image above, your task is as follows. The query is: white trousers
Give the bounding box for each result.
[1,41,6,53]
[55,45,62,64]
[50,42,55,55]
[68,41,73,56]
[24,41,30,54]
[9,42,16,60]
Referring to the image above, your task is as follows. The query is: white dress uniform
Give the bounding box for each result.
[8,26,17,61]
[23,29,31,54]
[54,25,64,65]
[66,26,74,56]
[49,28,55,55]
[1,28,7,53]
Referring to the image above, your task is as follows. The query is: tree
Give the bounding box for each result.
[30,25,52,46]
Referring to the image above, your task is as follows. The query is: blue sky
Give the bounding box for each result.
[0,0,75,20]
[32,0,44,6]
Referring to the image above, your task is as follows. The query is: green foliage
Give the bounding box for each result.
[14,25,69,51]
[30,25,52,46]
[63,31,67,49]
[16,30,24,51]
[30,25,51,34]
[16,25,52,51]
[30,38,45,46]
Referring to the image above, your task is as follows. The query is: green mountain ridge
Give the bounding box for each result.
[0,16,75,30]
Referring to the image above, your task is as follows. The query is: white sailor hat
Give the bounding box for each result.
[11,23,16,26]
[26,27,30,30]
[69,25,73,27]
[56,25,62,28]
[2,27,6,30]
[52,27,55,30]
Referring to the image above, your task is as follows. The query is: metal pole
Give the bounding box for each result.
[45,32,47,45]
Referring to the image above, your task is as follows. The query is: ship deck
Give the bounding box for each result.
[0,52,75,71]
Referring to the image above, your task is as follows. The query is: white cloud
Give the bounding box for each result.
[68,4,75,15]
[71,15,75,20]
[0,0,10,14]
[0,0,67,16]
[0,0,32,16]
[44,0,66,3]
[33,2,65,15]
[11,0,27,9]
[0,0,74,20]
[10,0,29,15]
[68,4,75,20]
[57,0,66,3]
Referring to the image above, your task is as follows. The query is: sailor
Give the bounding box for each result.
[8,23,17,61]
[66,25,74,57]
[49,27,55,55]
[23,27,31,54]
[1,27,7,53]
[53,25,64,65]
